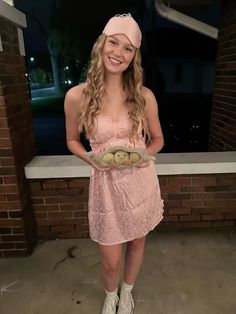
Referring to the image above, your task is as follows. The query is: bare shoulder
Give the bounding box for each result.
[141,86,158,111]
[65,83,87,105]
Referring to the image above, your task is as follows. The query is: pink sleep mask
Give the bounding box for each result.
[102,14,142,48]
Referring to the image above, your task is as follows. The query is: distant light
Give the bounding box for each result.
[65,66,69,70]
[25,73,28,76]
[30,57,34,62]
[68,80,72,85]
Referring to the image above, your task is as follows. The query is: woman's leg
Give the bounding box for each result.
[123,236,146,285]
[99,243,123,292]
[117,237,146,313]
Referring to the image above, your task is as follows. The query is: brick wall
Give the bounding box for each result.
[29,178,89,240]
[209,0,236,150]
[0,16,37,257]
[28,173,236,240]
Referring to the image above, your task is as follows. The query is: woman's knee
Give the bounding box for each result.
[102,257,121,273]
[128,236,146,251]
[99,244,122,273]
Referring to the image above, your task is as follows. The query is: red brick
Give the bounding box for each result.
[163,215,178,222]
[0,227,11,234]
[37,219,61,226]
[168,193,191,200]
[37,225,51,235]
[213,221,235,227]
[31,198,44,205]
[51,225,73,233]
[158,177,168,185]
[164,200,181,207]
[74,211,88,218]
[69,179,89,188]
[0,201,21,210]
[14,242,27,249]
[193,208,214,214]
[180,214,201,222]
[2,235,25,241]
[34,212,47,219]
[34,204,59,212]
[57,188,84,196]
[192,177,217,185]
[179,221,212,228]
[0,243,15,249]
[47,212,73,219]
[3,175,17,183]
[0,219,23,227]
[215,192,236,198]
[168,177,192,185]
[12,227,24,234]
[60,203,85,211]
[204,200,227,208]
[0,181,18,191]
[161,185,181,193]
[181,186,204,192]
[169,207,191,215]
[225,212,236,219]
[3,250,28,258]
[227,199,236,207]
[202,214,224,221]
[42,180,68,189]
[181,200,204,208]
[74,224,89,232]
[192,192,215,199]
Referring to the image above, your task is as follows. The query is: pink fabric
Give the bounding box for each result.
[88,114,164,245]
[103,15,142,48]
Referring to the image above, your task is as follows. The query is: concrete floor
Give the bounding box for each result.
[0,230,235,314]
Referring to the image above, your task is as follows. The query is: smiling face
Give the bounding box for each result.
[102,34,136,74]
[114,150,130,165]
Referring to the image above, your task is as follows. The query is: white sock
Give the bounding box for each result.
[121,281,134,293]
[105,287,118,296]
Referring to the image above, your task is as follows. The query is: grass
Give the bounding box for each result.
[30,95,65,116]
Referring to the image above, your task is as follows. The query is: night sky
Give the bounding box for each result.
[13,0,222,154]
[14,0,221,56]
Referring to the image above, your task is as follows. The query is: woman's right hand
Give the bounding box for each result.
[91,161,114,172]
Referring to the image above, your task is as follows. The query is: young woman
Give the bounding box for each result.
[64,13,164,314]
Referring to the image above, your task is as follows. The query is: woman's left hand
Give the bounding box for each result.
[135,160,150,168]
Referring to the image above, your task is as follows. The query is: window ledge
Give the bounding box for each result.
[24,151,236,179]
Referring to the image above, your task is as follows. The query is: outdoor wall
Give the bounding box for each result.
[0,6,37,257]
[1,1,236,259]
[27,173,236,240]
[209,0,236,151]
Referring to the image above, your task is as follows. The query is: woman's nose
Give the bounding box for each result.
[113,45,123,56]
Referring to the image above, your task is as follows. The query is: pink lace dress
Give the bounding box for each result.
[88,114,164,245]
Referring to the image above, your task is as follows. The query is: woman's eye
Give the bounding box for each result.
[125,47,133,52]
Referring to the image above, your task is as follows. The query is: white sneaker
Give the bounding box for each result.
[102,293,119,314]
[117,291,134,314]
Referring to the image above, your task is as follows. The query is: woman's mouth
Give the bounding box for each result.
[109,57,122,65]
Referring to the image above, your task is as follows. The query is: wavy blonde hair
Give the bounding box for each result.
[78,33,150,143]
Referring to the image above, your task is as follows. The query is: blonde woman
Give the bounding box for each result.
[64,14,164,314]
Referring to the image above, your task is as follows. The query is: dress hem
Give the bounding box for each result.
[89,214,164,246]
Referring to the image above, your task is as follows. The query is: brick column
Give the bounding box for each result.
[0,15,37,257]
[209,0,236,151]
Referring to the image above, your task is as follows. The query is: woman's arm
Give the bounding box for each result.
[64,84,112,171]
[143,86,164,155]
[64,84,93,165]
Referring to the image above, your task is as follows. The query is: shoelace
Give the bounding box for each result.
[102,294,119,313]
[118,291,134,313]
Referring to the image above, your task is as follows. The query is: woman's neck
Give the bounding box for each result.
[104,73,124,92]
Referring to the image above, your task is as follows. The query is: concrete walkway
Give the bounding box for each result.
[0,230,235,314]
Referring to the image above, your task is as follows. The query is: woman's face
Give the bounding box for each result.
[102,34,136,74]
